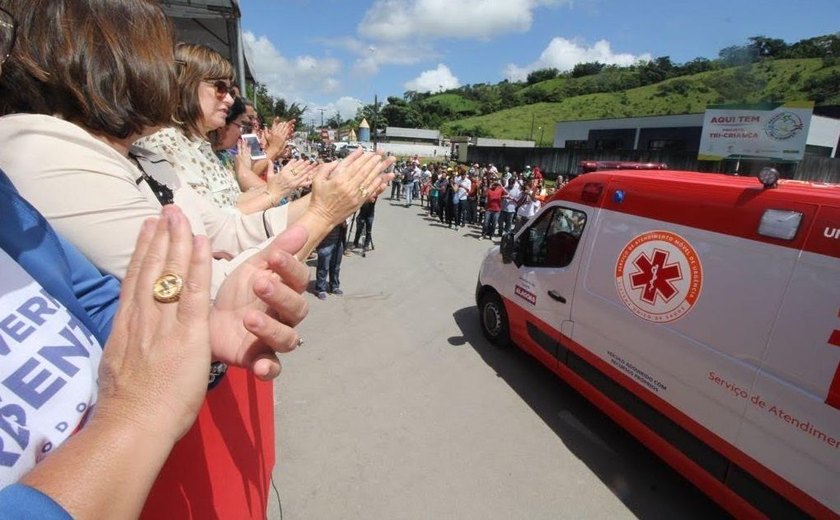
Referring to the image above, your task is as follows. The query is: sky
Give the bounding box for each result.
[239,0,840,124]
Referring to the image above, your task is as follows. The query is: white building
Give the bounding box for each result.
[552,110,840,158]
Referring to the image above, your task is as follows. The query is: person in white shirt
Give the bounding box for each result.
[514,181,541,232]
[500,177,520,235]
[455,173,471,227]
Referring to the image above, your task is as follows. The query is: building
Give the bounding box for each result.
[378,127,449,159]
[553,108,840,159]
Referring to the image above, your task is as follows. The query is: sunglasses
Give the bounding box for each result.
[203,78,232,98]
[0,7,16,66]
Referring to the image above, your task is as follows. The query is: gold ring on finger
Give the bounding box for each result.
[153,272,184,303]
[358,186,369,198]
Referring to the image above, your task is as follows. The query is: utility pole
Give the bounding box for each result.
[319,108,325,129]
[372,94,378,152]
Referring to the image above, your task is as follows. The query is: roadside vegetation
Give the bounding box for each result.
[247,34,840,142]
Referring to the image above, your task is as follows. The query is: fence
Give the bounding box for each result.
[465,147,840,183]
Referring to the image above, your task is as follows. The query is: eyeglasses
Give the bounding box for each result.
[236,122,252,133]
[203,78,232,98]
[0,7,16,67]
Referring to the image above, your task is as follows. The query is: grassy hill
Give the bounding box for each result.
[436,59,840,142]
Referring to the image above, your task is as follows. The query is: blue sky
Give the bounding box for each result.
[239,0,839,122]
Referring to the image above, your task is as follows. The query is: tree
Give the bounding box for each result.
[678,57,716,76]
[748,36,788,59]
[244,81,276,126]
[272,98,307,121]
[526,67,559,84]
[571,61,605,78]
[638,56,675,85]
[718,45,755,66]
[785,34,840,59]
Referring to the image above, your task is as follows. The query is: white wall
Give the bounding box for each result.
[376,143,452,159]
[808,115,840,156]
[552,114,704,147]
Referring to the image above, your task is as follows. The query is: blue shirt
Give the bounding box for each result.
[0,169,121,517]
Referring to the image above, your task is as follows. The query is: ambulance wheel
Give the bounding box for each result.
[480,292,510,347]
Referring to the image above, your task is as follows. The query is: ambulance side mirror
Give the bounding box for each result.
[500,232,520,265]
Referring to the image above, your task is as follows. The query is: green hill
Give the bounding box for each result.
[439,59,840,142]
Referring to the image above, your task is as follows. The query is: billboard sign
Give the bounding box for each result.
[698,101,814,162]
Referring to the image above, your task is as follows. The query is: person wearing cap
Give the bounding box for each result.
[523,164,533,180]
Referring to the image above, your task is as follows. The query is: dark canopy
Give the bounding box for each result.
[160,0,255,89]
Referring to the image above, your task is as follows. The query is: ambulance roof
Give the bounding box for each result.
[553,169,840,208]
[551,169,840,259]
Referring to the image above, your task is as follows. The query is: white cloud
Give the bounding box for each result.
[302,97,365,126]
[322,38,436,75]
[243,31,342,100]
[404,64,460,93]
[358,0,568,41]
[504,37,652,81]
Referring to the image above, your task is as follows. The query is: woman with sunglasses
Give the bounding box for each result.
[0,18,393,288]
[137,43,300,214]
[211,96,311,198]
[0,0,393,517]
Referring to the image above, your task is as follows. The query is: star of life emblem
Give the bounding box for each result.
[615,231,703,323]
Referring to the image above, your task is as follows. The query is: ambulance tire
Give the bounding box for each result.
[479,292,511,347]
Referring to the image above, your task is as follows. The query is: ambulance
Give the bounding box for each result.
[475,167,840,518]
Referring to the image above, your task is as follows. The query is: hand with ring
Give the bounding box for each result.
[291,148,396,259]
[208,224,311,380]
[97,205,212,443]
[265,157,317,202]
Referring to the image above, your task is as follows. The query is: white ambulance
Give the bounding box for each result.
[475,167,840,518]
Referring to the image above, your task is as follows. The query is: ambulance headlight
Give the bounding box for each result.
[758,167,780,189]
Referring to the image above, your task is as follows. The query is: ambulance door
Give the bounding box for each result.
[511,204,588,368]
[736,205,840,515]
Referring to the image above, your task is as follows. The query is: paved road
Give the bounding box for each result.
[269,195,728,520]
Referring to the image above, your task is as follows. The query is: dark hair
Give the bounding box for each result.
[225,96,246,126]
[208,95,246,149]
[0,0,177,139]
[174,42,234,138]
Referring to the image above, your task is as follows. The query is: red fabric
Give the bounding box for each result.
[140,367,275,519]
[485,186,505,212]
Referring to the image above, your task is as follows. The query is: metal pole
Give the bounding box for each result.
[235,16,246,100]
[372,94,378,152]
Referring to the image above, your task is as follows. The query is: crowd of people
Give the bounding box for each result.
[0,1,393,518]
[0,2,570,517]
[390,160,565,239]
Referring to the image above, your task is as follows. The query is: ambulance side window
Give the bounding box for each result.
[522,207,586,268]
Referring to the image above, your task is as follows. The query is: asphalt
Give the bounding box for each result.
[268,194,728,520]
